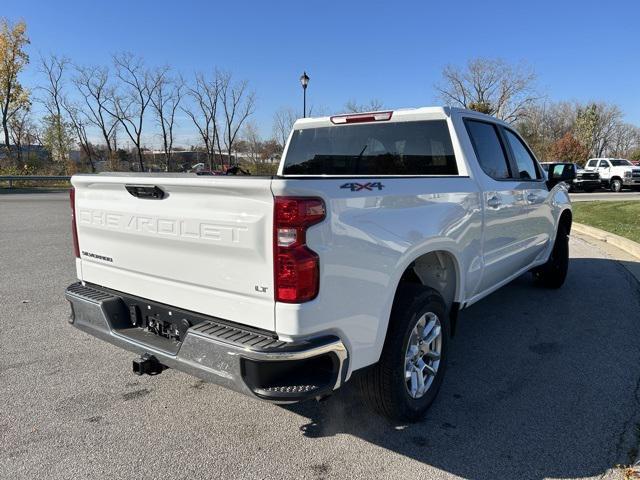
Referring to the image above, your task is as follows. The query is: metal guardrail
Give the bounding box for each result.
[0,175,71,188]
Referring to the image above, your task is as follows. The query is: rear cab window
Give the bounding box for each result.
[282,120,458,176]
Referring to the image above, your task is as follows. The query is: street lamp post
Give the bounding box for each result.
[300,71,310,118]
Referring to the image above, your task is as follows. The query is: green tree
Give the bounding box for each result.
[0,18,30,156]
[41,114,74,173]
[575,102,622,157]
[574,104,598,157]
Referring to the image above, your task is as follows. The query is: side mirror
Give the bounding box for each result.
[546,163,577,189]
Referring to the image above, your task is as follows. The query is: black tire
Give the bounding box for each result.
[357,284,449,422]
[611,178,623,192]
[533,223,569,288]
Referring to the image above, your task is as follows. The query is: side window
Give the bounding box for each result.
[587,160,598,168]
[503,129,540,180]
[465,120,511,180]
[599,160,610,168]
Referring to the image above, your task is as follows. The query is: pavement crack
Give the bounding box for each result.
[613,367,640,467]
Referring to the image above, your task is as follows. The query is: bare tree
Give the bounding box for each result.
[517,101,577,160]
[39,54,74,169]
[344,99,385,113]
[272,107,297,150]
[39,55,67,119]
[435,58,539,122]
[73,65,118,166]
[150,73,184,171]
[218,71,256,166]
[183,72,221,170]
[62,98,95,172]
[611,124,640,158]
[242,121,262,164]
[106,53,164,171]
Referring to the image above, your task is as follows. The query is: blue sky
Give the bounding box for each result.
[4,0,640,146]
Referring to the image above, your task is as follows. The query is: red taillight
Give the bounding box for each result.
[274,197,325,303]
[70,187,80,258]
[330,111,393,124]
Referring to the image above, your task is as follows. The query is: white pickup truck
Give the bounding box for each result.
[584,157,640,192]
[65,107,573,421]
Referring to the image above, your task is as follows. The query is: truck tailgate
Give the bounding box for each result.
[72,174,275,331]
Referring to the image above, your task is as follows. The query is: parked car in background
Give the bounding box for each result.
[540,162,600,192]
[188,163,227,175]
[584,158,640,192]
[65,107,573,421]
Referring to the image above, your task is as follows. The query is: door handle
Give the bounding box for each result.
[527,193,537,203]
[487,196,501,208]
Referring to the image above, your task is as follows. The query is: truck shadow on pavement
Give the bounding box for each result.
[283,257,640,480]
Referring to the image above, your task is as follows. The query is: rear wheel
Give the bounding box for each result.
[533,223,569,288]
[357,285,449,422]
[611,178,623,192]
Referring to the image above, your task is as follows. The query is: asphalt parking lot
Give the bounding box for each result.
[2,192,640,480]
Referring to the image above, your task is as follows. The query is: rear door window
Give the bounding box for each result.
[283,120,458,175]
[464,120,511,180]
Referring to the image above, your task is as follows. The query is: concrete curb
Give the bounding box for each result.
[572,222,640,260]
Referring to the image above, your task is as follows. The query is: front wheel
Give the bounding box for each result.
[611,179,623,192]
[533,223,569,288]
[357,285,449,422]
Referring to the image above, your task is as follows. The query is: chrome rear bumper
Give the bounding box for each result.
[65,282,348,402]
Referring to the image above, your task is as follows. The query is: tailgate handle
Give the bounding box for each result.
[125,185,165,200]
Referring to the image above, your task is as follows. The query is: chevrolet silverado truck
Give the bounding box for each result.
[65,107,573,421]
[584,157,640,192]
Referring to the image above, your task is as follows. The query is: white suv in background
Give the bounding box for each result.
[584,158,640,192]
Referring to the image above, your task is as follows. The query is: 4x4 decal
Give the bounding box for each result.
[340,182,385,192]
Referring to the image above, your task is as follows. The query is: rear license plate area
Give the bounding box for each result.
[128,304,191,342]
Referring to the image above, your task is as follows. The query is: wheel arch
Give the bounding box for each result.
[372,247,464,365]
[558,208,572,234]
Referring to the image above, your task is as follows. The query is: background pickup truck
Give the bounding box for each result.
[584,157,640,192]
[65,107,573,421]
[540,162,601,192]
